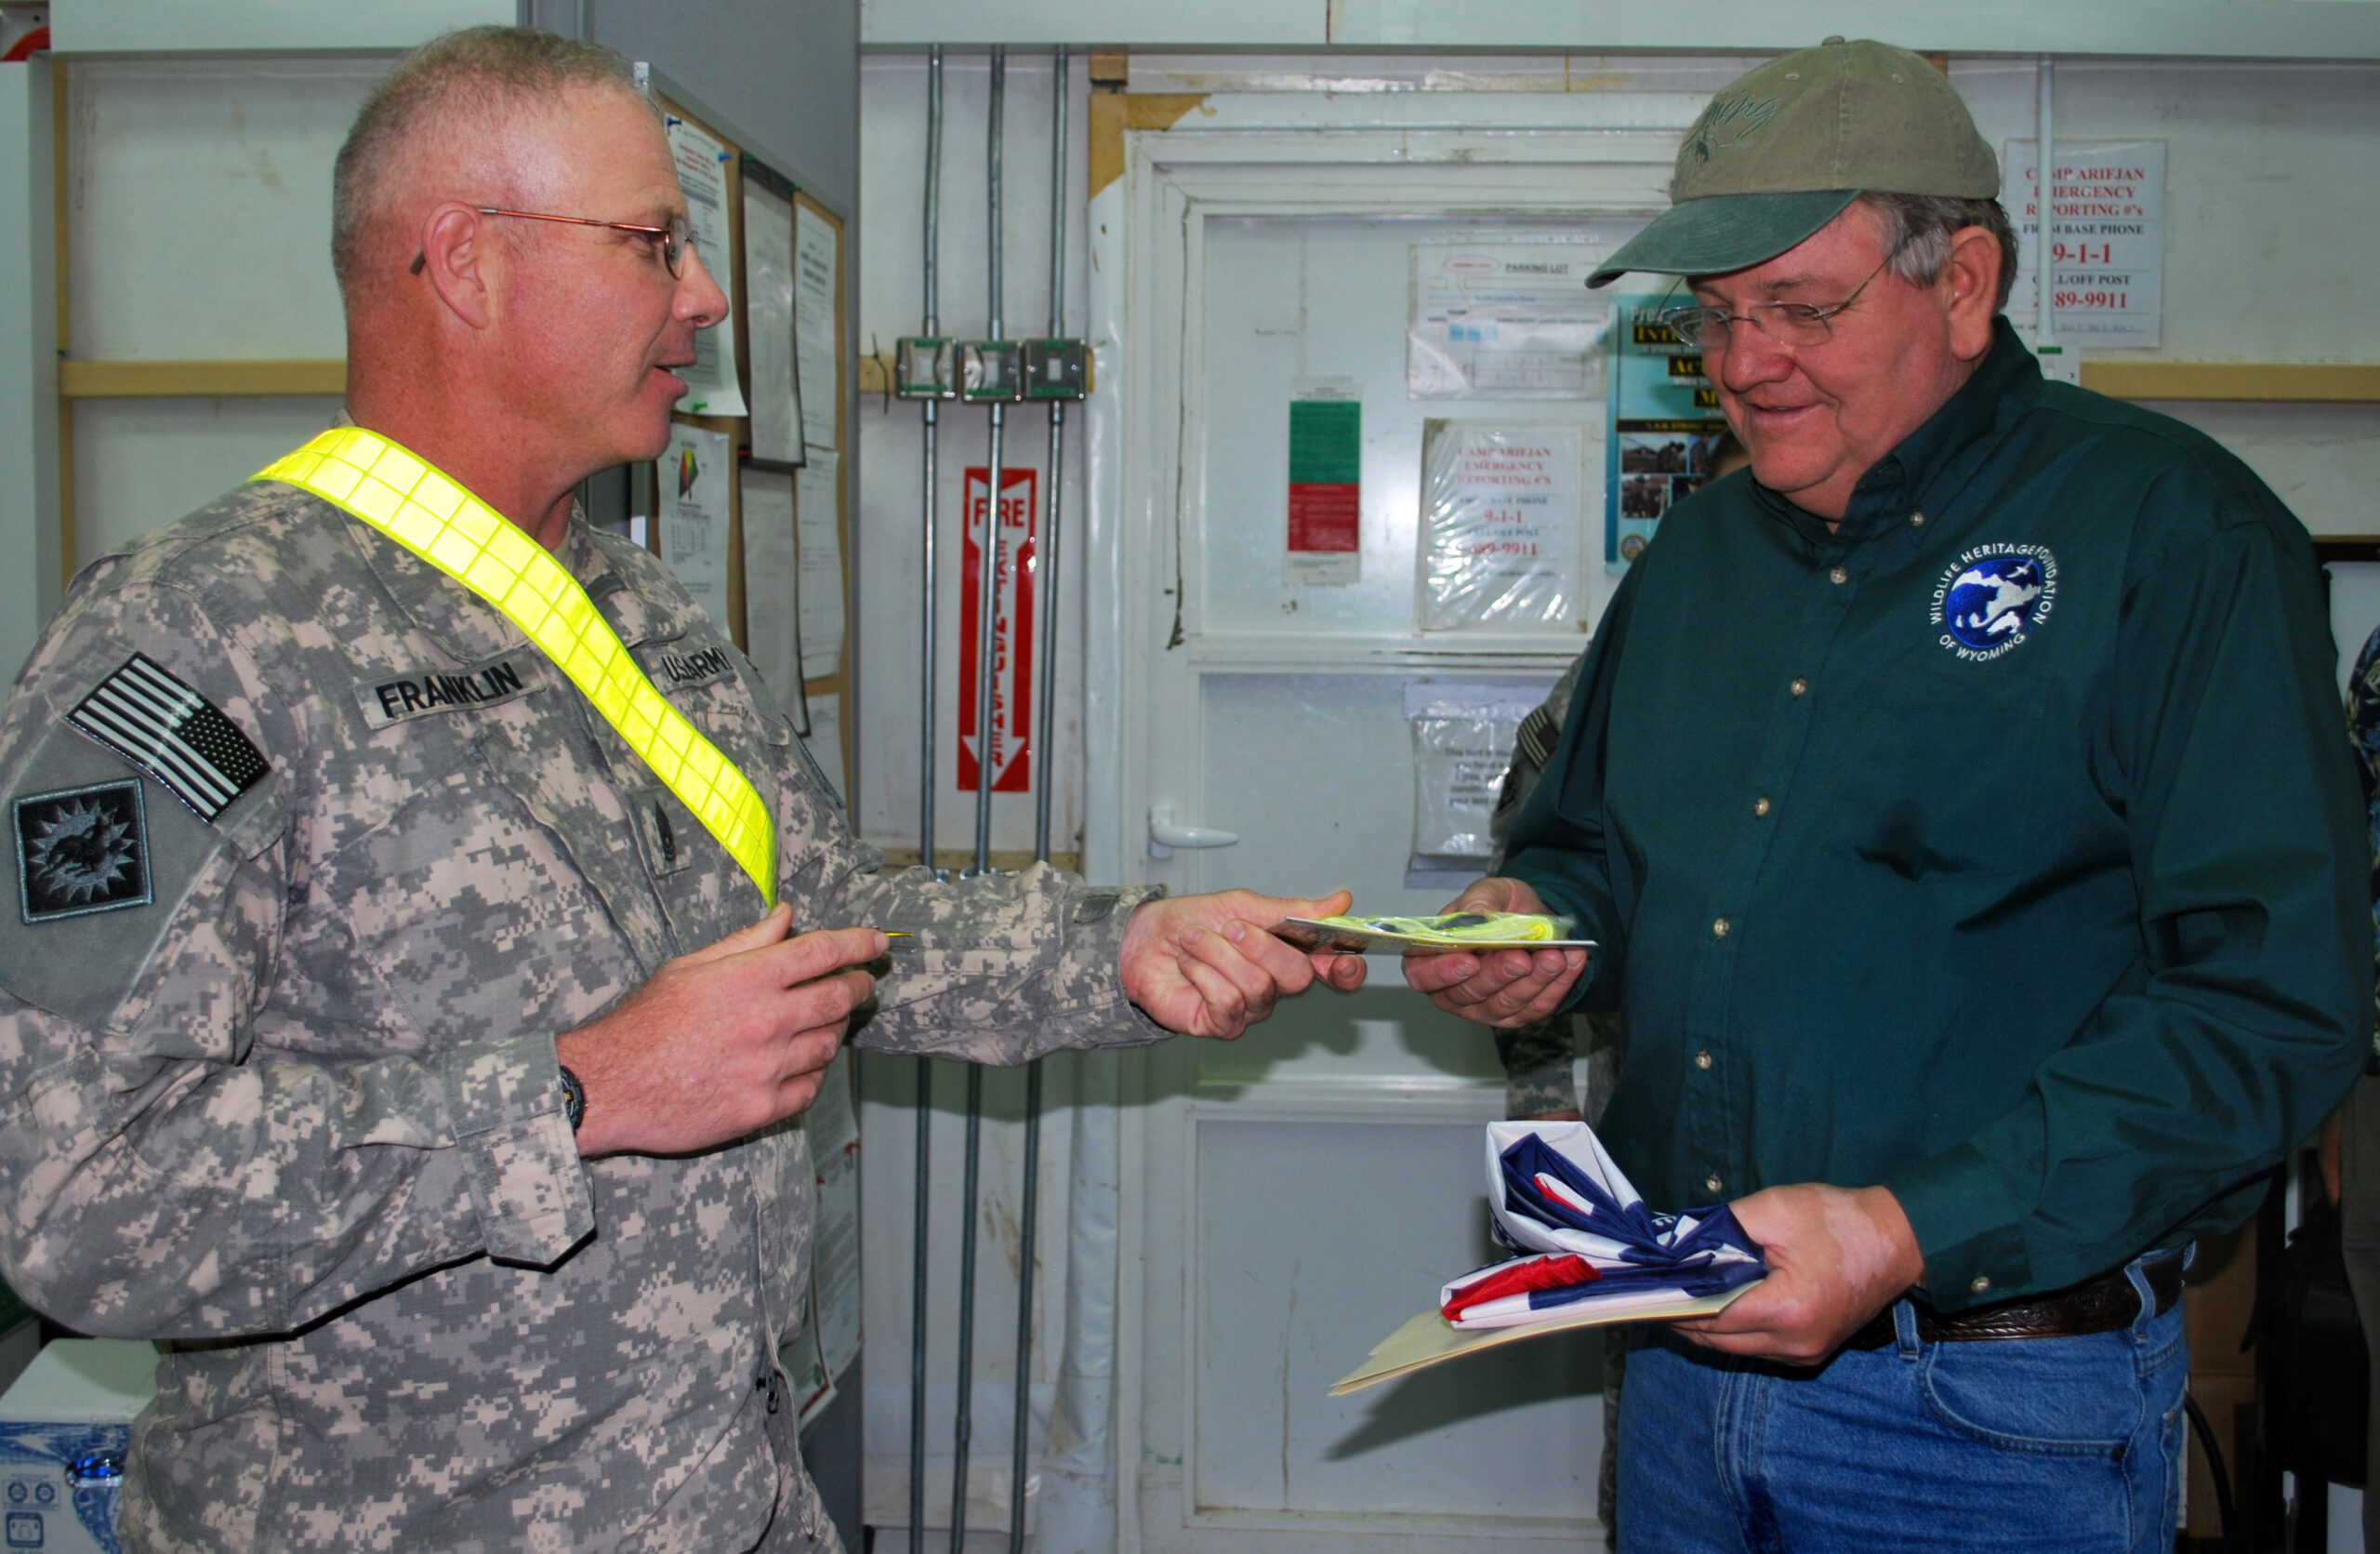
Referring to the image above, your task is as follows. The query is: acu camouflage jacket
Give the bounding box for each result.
[0,477,1165,1553]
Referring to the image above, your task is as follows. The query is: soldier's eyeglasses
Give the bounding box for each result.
[1654,249,1899,352]
[408,208,694,278]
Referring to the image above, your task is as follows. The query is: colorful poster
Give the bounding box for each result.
[664,116,747,417]
[1605,305,1727,574]
[958,466,1038,793]
[2004,139,2165,349]
[1286,380,1361,586]
[1418,422,1582,631]
[1408,245,1612,400]
[660,423,732,628]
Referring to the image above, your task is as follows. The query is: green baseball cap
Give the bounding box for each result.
[1588,37,2001,288]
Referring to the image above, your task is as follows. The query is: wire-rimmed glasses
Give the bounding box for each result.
[1653,250,1897,352]
[409,207,695,277]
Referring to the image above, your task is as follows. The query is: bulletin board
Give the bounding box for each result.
[649,90,854,802]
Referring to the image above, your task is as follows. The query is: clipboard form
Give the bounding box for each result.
[1331,1121,1766,1396]
[1269,910,1594,956]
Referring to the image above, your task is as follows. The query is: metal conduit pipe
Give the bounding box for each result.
[2036,57,2055,352]
[952,48,1007,1554]
[1010,42,1068,1554]
[907,45,944,1554]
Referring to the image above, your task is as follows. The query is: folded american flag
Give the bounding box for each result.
[1438,1122,1765,1328]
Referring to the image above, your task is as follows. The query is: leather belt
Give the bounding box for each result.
[1841,1251,2185,1351]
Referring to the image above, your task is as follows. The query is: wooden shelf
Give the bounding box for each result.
[2079,361,2380,404]
[60,358,347,400]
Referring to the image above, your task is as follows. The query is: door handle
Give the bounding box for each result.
[1149,803,1238,859]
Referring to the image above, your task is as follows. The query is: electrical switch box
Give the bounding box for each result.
[1021,339,1089,401]
[894,338,957,400]
[959,341,1024,403]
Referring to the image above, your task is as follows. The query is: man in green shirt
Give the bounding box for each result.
[1409,39,2367,1551]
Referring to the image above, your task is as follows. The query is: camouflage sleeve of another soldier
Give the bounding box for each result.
[1483,655,1618,1125]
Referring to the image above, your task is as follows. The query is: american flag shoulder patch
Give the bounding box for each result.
[68,653,271,822]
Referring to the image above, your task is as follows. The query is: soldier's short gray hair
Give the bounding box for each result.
[332,25,645,299]
[1859,192,2020,312]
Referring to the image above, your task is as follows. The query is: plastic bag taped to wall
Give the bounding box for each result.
[1406,683,1550,891]
[1418,421,1585,631]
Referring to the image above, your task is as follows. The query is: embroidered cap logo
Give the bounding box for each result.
[1684,94,1781,164]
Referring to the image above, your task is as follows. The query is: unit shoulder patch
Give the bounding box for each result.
[68,654,270,821]
[1930,545,2058,662]
[14,779,151,923]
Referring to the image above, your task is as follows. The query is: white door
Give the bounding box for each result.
[1082,93,1697,1552]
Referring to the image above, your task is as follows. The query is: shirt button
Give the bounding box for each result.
[1829,565,1848,585]
[1910,511,1926,527]
[1704,1173,1724,1194]
[1712,917,1731,938]
[1789,677,1808,697]
[1695,1050,1713,1069]
[1969,1274,1992,1295]
[1752,796,1771,817]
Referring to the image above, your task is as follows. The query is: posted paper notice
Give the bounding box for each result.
[666,117,747,417]
[1409,246,1613,400]
[2004,139,2165,349]
[1287,380,1361,586]
[795,204,840,451]
[1418,422,1581,631]
[795,452,844,678]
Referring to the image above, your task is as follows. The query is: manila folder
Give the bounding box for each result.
[1329,1282,1757,1398]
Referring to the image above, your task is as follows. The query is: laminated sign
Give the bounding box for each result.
[1405,682,1545,889]
[958,466,1038,792]
[1418,422,1581,631]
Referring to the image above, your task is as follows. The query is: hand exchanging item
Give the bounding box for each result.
[1401,876,1592,1029]
[1120,887,1368,1038]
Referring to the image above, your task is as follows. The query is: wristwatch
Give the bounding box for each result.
[558,1064,587,1133]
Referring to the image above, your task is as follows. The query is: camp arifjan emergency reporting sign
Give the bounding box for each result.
[2005,139,2166,349]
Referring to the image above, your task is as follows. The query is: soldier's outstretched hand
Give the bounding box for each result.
[558,904,884,1157]
[1120,888,1367,1038]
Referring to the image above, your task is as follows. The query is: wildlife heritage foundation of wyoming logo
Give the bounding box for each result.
[1931,545,2057,662]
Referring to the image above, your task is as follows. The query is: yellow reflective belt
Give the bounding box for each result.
[256,426,776,907]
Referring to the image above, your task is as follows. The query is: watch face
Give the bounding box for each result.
[559,1066,586,1131]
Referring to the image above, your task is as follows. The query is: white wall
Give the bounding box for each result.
[0,57,60,678]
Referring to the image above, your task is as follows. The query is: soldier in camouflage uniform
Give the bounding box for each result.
[0,29,1360,1553]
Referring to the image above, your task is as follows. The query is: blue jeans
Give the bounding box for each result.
[1617,1262,2188,1552]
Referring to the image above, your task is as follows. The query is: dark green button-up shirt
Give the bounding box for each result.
[1505,320,2369,1308]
